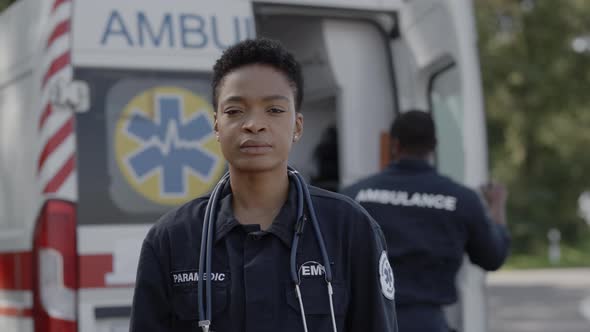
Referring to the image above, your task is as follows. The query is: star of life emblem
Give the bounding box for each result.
[379,251,395,300]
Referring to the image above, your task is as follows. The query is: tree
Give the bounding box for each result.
[0,0,17,12]
[475,0,590,254]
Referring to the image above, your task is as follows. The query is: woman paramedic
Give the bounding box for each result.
[129,38,399,332]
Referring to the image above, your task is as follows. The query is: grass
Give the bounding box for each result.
[503,242,590,270]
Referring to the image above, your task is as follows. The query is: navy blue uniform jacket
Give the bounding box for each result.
[130,181,398,332]
[341,159,510,306]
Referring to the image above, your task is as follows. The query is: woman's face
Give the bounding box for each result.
[214,64,303,173]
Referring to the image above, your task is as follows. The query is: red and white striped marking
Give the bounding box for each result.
[0,250,125,290]
[0,250,126,318]
[38,0,77,202]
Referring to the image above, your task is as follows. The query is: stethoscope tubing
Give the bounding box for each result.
[198,173,229,329]
[198,167,337,332]
[289,169,305,285]
[288,168,338,332]
[287,168,333,283]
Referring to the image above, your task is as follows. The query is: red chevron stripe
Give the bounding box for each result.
[41,51,70,88]
[51,0,70,14]
[38,0,75,200]
[46,20,70,49]
[38,117,74,172]
[39,103,53,130]
[43,153,75,194]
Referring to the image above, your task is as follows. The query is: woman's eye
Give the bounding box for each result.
[224,109,241,115]
[268,107,285,114]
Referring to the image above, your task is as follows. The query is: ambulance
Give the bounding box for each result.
[0,0,489,331]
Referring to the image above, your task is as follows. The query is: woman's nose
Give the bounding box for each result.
[242,112,267,133]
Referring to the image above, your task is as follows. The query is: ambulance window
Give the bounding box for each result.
[429,64,465,182]
[75,69,226,225]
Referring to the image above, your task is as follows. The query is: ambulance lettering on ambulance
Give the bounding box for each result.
[100,10,254,50]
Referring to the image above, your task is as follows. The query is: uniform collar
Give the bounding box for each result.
[389,158,435,172]
[214,179,298,248]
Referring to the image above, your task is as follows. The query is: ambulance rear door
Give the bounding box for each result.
[70,1,254,331]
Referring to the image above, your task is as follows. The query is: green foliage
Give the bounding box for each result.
[0,0,17,12]
[475,0,590,256]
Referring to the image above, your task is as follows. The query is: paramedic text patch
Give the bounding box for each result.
[170,270,227,286]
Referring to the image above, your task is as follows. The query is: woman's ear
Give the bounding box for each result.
[293,112,304,142]
[214,113,219,141]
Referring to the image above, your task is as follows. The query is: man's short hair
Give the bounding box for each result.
[390,110,437,154]
[211,38,303,111]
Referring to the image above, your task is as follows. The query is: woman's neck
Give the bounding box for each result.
[229,167,290,230]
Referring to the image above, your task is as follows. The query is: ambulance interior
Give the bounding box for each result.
[255,9,397,189]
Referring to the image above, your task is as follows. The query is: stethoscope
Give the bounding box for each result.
[197,166,338,332]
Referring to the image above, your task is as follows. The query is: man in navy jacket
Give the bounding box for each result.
[342,110,510,332]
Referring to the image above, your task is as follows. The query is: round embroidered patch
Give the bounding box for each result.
[379,251,395,300]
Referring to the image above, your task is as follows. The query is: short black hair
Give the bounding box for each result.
[211,38,303,111]
[390,110,437,154]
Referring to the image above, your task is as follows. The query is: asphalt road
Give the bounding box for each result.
[487,268,590,332]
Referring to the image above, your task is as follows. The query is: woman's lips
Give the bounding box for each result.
[239,140,272,154]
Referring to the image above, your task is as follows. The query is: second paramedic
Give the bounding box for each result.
[341,110,510,332]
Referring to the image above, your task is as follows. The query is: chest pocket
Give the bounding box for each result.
[172,283,228,322]
[286,280,348,316]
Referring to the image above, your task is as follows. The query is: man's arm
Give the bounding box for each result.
[346,210,398,332]
[129,239,171,331]
[464,183,511,271]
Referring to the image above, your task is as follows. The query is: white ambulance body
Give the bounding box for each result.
[0,0,488,331]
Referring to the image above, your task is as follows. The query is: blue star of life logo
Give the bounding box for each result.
[123,94,218,197]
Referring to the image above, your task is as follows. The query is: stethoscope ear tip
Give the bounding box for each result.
[198,320,211,332]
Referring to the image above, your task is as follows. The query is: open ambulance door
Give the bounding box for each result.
[254,4,398,191]
[393,0,489,331]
